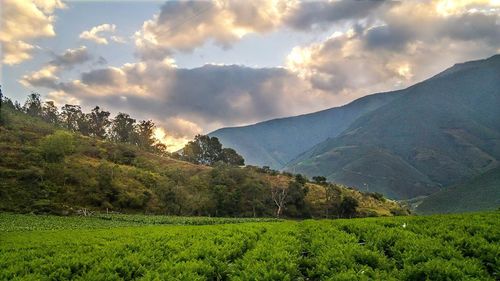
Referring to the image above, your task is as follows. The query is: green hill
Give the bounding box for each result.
[209,91,400,169]
[286,54,500,199]
[416,167,500,214]
[0,104,406,218]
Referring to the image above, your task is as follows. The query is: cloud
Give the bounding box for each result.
[32,59,337,150]
[50,46,92,67]
[134,0,295,60]
[284,0,391,31]
[20,46,93,89]
[79,24,119,45]
[20,65,59,89]
[286,0,500,98]
[0,0,65,65]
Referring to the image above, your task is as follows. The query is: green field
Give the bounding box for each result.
[1,212,499,281]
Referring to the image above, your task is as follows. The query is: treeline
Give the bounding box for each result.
[2,92,165,153]
[1,92,245,166]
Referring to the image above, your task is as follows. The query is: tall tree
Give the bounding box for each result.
[134,120,156,149]
[42,101,59,124]
[60,104,83,132]
[111,113,136,143]
[88,106,110,139]
[24,92,42,117]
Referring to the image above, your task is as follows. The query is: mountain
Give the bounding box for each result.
[210,91,401,169]
[286,54,500,199]
[211,54,500,200]
[416,167,500,214]
[0,104,406,217]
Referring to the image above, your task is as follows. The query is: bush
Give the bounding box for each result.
[39,131,75,163]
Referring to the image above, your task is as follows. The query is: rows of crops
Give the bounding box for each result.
[0,213,280,232]
[0,212,498,280]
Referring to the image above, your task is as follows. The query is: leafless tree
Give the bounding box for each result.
[271,185,288,218]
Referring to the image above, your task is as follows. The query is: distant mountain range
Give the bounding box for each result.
[210,55,500,201]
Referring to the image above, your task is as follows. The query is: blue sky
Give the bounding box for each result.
[1,0,499,150]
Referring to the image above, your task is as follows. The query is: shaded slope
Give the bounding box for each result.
[0,106,406,217]
[287,54,500,199]
[210,91,401,169]
[416,167,500,214]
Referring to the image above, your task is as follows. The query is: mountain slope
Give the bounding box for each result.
[286,54,500,199]
[416,167,500,214]
[0,105,406,217]
[210,91,401,169]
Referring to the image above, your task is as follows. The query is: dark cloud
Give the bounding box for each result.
[49,46,92,68]
[45,62,335,137]
[285,0,391,31]
[364,25,415,51]
[81,68,124,86]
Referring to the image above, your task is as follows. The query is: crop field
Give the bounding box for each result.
[0,212,498,281]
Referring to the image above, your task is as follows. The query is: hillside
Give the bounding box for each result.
[0,105,406,217]
[286,55,500,199]
[209,91,401,169]
[416,167,500,214]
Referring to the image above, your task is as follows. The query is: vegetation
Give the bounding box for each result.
[0,211,498,280]
[0,93,405,218]
[214,55,500,201]
[417,167,500,214]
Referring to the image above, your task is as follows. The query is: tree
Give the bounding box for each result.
[24,92,42,117]
[312,176,327,185]
[181,135,245,166]
[339,196,358,218]
[134,120,156,149]
[60,104,83,132]
[324,184,342,218]
[221,148,245,166]
[271,185,287,218]
[111,113,136,143]
[88,106,110,139]
[42,101,59,124]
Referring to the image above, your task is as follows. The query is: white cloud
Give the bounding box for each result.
[285,0,500,99]
[134,0,296,60]
[79,24,117,45]
[0,0,65,65]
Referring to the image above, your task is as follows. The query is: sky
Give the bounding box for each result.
[1,0,499,151]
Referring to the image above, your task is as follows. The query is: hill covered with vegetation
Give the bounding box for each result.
[416,167,500,214]
[211,55,500,202]
[286,55,500,199]
[0,95,406,218]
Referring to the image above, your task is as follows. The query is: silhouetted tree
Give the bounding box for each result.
[61,104,83,132]
[312,176,327,185]
[88,106,110,139]
[221,148,245,166]
[42,101,59,124]
[24,92,42,117]
[181,135,245,166]
[134,120,156,149]
[111,113,136,143]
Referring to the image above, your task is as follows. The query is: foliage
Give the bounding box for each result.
[181,134,245,166]
[38,131,75,163]
[0,212,498,280]
[0,99,406,218]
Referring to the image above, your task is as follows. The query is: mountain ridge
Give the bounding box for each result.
[211,54,500,200]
